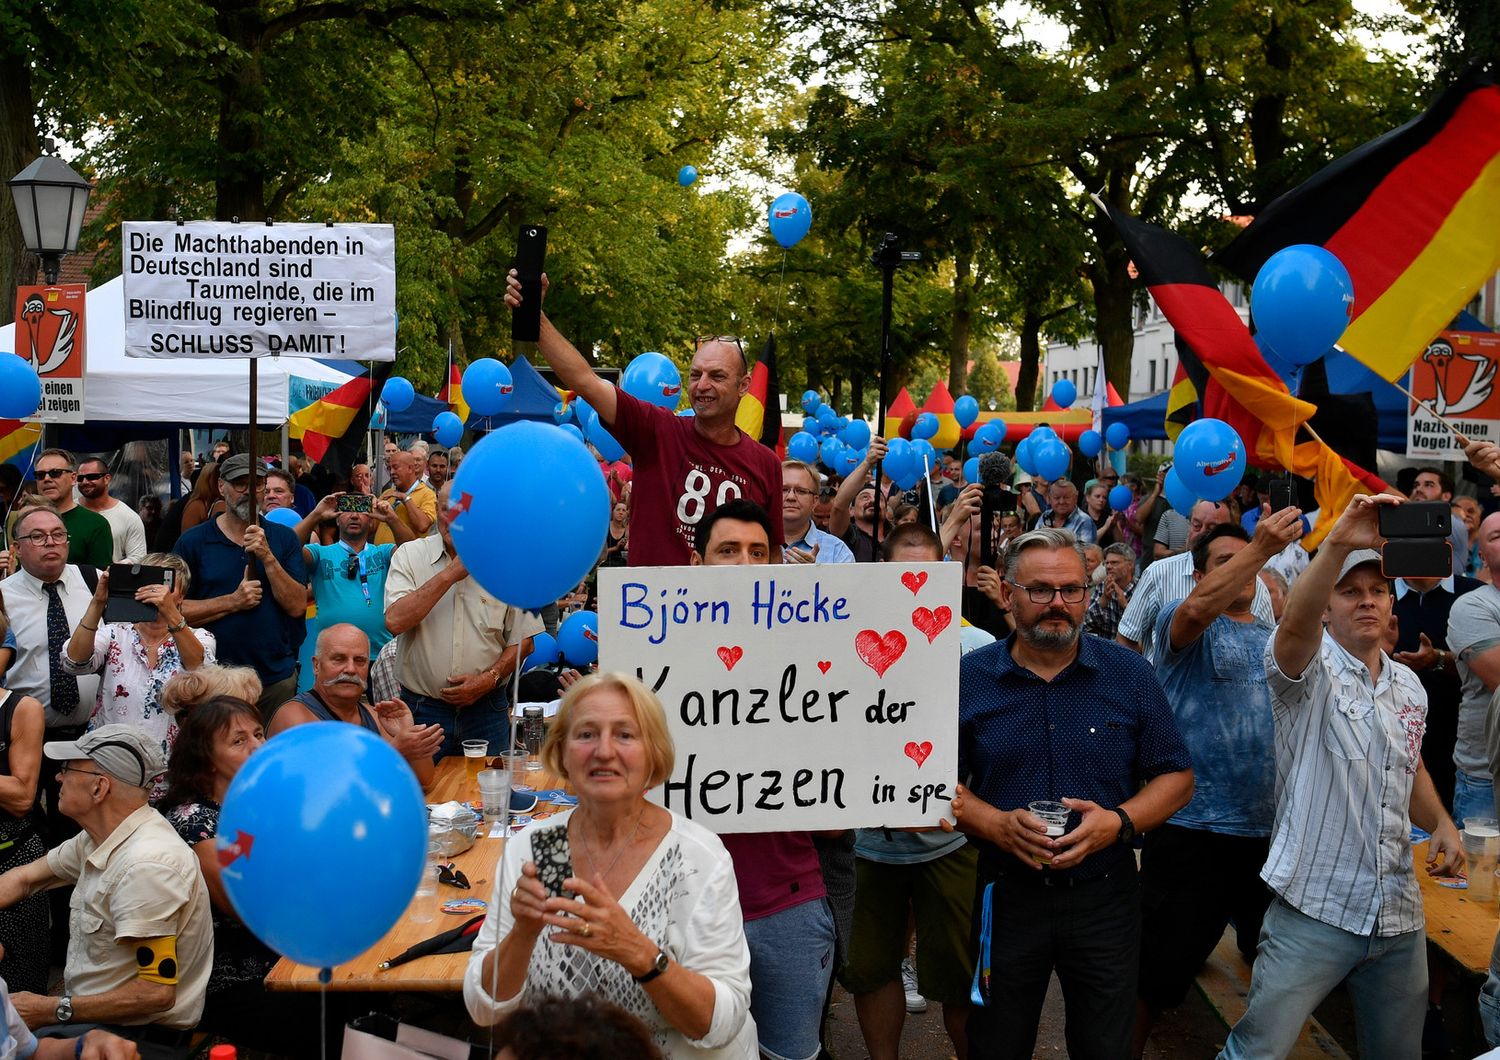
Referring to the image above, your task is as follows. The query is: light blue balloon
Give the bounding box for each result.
[972,421,1005,454]
[449,422,610,609]
[462,358,513,417]
[1032,436,1070,481]
[1251,244,1353,366]
[841,419,871,449]
[819,437,845,469]
[801,391,822,414]
[219,725,426,968]
[1078,429,1103,458]
[893,464,923,490]
[1030,425,1058,448]
[264,507,300,528]
[839,447,865,475]
[816,404,838,426]
[524,632,560,671]
[883,438,915,483]
[788,431,820,463]
[622,352,683,410]
[558,610,600,667]
[954,395,979,429]
[963,457,980,483]
[574,398,597,429]
[1173,418,1246,502]
[677,165,698,187]
[1163,468,1199,513]
[559,423,585,444]
[911,412,939,441]
[802,416,818,435]
[910,438,936,471]
[1051,379,1077,409]
[432,411,463,448]
[1105,422,1131,449]
[587,418,626,463]
[0,353,40,419]
[768,192,813,248]
[381,376,415,413]
[1015,435,1038,475]
[552,401,573,425]
[1109,485,1134,511]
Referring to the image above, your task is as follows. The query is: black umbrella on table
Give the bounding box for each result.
[378,914,486,970]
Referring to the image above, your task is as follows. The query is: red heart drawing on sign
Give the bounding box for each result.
[904,741,933,767]
[817,660,832,674]
[716,646,744,672]
[912,606,952,644]
[855,630,907,677]
[900,571,928,595]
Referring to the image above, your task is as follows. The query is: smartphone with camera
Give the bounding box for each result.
[529,824,575,899]
[1381,539,1452,579]
[336,493,373,514]
[1378,501,1452,539]
[511,224,548,343]
[1269,478,1295,514]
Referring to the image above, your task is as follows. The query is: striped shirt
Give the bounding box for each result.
[1116,550,1274,657]
[1261,632,1428,937]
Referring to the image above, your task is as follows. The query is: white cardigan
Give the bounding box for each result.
[463,808,758,1057]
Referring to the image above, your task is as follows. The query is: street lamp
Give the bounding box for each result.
[8,153,92,285]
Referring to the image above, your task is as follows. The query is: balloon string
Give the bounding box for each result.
[772,251,789,333]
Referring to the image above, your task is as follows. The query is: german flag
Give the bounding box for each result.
[1108,203,1388,545]
[289,363,392,470]
[1164,343,1207,441]
[1216,69,1500,381]
[735,334,782,448]
[438,364,470,426]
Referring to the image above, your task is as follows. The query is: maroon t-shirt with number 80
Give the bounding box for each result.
[607,389,784,566]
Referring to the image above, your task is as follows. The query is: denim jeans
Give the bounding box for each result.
[743,898,836,1060]
[399,685,511,760]
[1218,898,1426,1059]
[1482,961,1500,1047]
[1453,769,1495,825]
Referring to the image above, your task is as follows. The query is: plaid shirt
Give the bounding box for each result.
[1083,578,1136,639]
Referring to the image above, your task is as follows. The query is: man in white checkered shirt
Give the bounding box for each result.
[1218,494,1465,1059]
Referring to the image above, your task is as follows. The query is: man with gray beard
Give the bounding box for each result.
[268,623,442,788]
[947,528,1193,1059]
[174,453,308,716]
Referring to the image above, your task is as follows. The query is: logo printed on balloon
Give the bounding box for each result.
[1201,456,1237,476]
[583,627,598,643]
[900,571,927,595]
[911,606,951,643]
[662,384,681,397]
[717,646,744,671]
[216,830,255,868]
[855,630,907,678]
[817,660,832,674]
[904,741,933,768]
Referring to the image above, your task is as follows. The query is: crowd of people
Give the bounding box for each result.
[0,269,1496,1058]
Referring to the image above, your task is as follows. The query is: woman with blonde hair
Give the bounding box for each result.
[466,672,755,1057]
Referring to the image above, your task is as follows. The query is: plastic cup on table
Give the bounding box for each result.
[411,839,441,924]
[477,769,510,822]
[500,751,531,792]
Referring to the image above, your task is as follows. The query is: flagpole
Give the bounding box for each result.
[1388,378,1469,442]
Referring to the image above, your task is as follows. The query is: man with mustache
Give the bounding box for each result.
[173,454,308,718]
[948,527,1193,1058]
[268,623,441,788]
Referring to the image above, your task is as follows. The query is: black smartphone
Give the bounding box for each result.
[1381,539,1453,579]
[104,563,176,624]
[1378,501,1452,539]
[1269,478,1295,514]
[511,224,548,343]
[529,824,575,899]
[336,493,373,514]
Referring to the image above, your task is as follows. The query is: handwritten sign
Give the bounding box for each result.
[121,221,396,360]
[598,562,960,832]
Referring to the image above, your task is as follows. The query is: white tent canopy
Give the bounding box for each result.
[2,276,351,425]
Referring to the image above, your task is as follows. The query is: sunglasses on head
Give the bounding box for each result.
[695,334,748,371]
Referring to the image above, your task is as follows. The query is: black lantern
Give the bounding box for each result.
[9,154,92,285]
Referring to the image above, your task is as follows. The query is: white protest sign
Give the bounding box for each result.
[121,221,396,360]
[598,562,960,833]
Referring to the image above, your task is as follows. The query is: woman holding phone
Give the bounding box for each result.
[465,673,756,1058]
[62,551,214,800]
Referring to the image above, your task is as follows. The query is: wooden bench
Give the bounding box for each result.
[1194,933,1350,1058]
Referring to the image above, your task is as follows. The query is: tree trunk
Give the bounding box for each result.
[830,375,843,408]
[949,248,973,395]
[213,0,267,220]
[850,371,865,423]
[0,48,38,324]
[1083,189,1137,401]
[1016,310,1041,412]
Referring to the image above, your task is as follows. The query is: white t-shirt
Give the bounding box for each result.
[95,501,149,562]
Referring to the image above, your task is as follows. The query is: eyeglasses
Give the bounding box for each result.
[58,762,105,779]
[36,468,72,480]
[1008,582,1090,604]
[19,530,70,546]
[77,472,107,482]
[781,485,816,498]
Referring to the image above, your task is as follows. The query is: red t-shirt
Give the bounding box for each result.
[607,390,784,566]
[719,832,828,921]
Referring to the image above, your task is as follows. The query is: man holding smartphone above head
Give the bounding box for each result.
[505,271,782,567]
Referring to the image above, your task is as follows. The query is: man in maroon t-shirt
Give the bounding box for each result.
[506,270,782,566]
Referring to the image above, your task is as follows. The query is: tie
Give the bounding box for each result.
[44,582,80,719]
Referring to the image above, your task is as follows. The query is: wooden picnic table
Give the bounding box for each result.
[264,755,566,992]
[1416,839,1497,976]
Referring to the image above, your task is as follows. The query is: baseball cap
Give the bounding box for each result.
[44,724,166,788]
[218,453,267,482]
[1335,548,1385,586]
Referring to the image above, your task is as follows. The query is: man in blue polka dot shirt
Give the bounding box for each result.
[947,527,1193,1059]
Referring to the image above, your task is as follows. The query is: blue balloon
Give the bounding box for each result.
[963,457,980,483]
[1030,425,1058,448]
[1051,379,1077,409]
[263,507,300,528]
[838,447,864,475]
[1015,435,1038,476]
[1163,468,1198,514]
[801,416,818,435]
[841,419,871,449]
[835,416,850,433]
[768,192,813,249]
[910,438,936,471]
[622,352,683,410]
[1078,429,1103,459]
[382,376,415,413]
[893,463,923,490]
[1251,244,1353,366]
[1109,485,1134,511]
[1032,436,1071,481]
[462,358,514,417]
[432,411,463,448]
[1105,422,1131,449]
[954,395,980,429]
[816,404,837,426]
[558,610,600,666]
[801,390,822,414]
[552,401,574,425]
[219,725,425,968]
[788,431,820,463]
[574,398,598,430]
[524,632,560,671]
[0,353,40,419]
[559,423,585,444]
[820,437,844,469]
[677,165,698,187]
[883,438,915,483]
[587,418,626,463]
[449,422,610,609]
[911,412,939,441]
[1173,417,1246,502]
[972,421,1005,454]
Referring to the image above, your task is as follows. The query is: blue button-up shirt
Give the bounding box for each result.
[1030,507,1097,544]
[958,632,1192,880]
[784,524,855,564]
